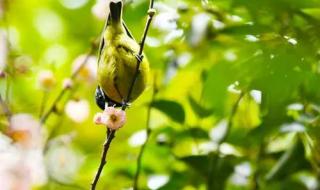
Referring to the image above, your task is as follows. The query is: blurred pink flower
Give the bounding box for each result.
[37,70,56,91]
[94,106,126,130]
[72,54,97,83]
[14,55,33,74]
[65,100,90,123]
[8,114,44,149]
[0,134,47,190]
[91,0,109,20]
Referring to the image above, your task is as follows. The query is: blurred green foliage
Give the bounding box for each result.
[0,0,320,189]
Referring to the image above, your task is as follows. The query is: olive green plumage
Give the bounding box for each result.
[97,0,149,104]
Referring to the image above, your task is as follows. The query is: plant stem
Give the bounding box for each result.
[133,75,157,190]
[207,92,244,190]
[123,0,155,107]
[39,91,48,118]
[40,46,96,125]
[91,130,116,190]
[0,94,11,121]
[91,0,156,189]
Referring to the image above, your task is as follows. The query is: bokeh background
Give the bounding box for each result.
[0,0,320,189]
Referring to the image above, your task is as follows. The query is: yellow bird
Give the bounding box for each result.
[95,0,149,109]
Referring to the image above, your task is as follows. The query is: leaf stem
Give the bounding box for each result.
[207,92,244,190]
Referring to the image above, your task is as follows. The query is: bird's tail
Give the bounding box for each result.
[109,0,123,24]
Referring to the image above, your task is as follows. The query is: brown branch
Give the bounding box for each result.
[91,0,156,189]
[0,94,11,121]
[0,0,12,116]
[91,130,116,190]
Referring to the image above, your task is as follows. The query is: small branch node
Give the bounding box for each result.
[147,8,156,17]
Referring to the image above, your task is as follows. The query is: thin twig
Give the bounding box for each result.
[91,0,156,189]
[39,91,48,118]
[207,92,244,190]
[251,142,265,190]
[1,0,11,107]
[0,94,11,120]
[91,130,116,190]
[122,0,156,107]
[40,45,96,125]
[133,75,157,190]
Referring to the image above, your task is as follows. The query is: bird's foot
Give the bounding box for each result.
[135,54,144,62]
[121,100,130,109]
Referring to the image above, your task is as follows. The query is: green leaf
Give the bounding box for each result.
[180,154,237,190]
[203,63,236,116]
[265,136,312,181]
[151,100,185,124]
[178,127,210,140]
[180,155,209,177]
[302,8,320,20]
[188,95,213,118]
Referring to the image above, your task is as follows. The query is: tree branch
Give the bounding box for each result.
[0,94,11,121]
[40,43,96,125]
[122,0,156,107]
[91,0,156,189]
[91,130,116,190]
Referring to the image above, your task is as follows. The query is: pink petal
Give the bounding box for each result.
[93,113,103,125]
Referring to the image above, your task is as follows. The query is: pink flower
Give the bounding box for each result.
[65,100,90,123]
[8,114,43,149]
[72,54,97,83]
[94,107,126,130]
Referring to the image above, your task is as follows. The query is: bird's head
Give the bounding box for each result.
[109,0,123,24]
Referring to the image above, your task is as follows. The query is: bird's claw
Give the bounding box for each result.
[135,54,144,62]
[121,100,130,109]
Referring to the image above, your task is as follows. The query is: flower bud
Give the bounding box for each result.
[38,70,56,90]
[0,69,5,78]
[65,99,90,123]
[62,78,73,89]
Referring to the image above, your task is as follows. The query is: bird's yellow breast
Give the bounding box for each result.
[98,27,149,104]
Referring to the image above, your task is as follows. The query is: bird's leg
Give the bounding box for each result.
[121,100,130,109]
[95,86,106,110]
